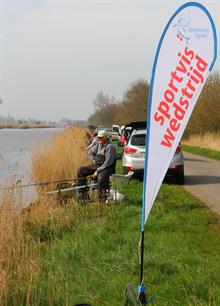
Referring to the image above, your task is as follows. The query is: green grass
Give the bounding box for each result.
[11,179,220,306]
[182,144,220,161]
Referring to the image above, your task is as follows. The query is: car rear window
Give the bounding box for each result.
[131,134,146,146]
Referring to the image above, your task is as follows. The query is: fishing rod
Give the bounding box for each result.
[0,171,134,192]
[0,176,91,191]
[47,182,98,195]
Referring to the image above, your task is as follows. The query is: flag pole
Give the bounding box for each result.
[137,144,149,305]
[138,230,147,305]
[137,81,153,304]
[140,230,144,284]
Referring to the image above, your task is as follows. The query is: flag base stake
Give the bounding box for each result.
[138,285,147,304]
[124,231,154,305]
[124,283,154,305]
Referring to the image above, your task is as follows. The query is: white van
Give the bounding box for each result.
[111,124,120,143]
[112,124,120,135]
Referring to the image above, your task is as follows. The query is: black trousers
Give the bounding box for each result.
[77,164,111,201]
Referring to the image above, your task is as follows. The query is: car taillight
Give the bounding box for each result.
[124,147,137,154]
[127,166,135,171]
[175,145,182,153]
[171,165,177,169]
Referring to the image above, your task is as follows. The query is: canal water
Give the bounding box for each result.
[0,128,61,205]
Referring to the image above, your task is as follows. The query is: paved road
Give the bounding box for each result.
[183,151,220,216]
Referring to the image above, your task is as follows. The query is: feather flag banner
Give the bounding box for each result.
[142,2,217,228]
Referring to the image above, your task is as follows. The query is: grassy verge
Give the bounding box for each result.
[11,180,220,306]
[182,144,220,161]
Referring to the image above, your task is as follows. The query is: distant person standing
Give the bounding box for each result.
[87,129,99,151]
[77,130,116,202]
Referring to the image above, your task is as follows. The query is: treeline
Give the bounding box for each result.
[88,80,149,126]
[184,72,220,137]
[88,72,220,136]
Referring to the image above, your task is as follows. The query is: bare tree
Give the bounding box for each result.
[93,91,117,112]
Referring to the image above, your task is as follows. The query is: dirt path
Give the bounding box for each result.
[183,151,220,216]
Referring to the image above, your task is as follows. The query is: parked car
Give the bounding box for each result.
[96,126,105,132]
[111,124,121,144]
[120,121,147,146]
[112,124,120,135]
[104,128,113,137]
[122,129,185,184]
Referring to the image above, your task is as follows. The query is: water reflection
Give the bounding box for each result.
[0,128,61,205]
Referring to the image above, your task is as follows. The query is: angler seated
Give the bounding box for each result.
[77,129,116,202]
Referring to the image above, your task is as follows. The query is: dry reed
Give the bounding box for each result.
[31,126,89,190]
[0,126,89,303]
[0,185,74,304]
[0,186,40,305]
[182,132,220,151]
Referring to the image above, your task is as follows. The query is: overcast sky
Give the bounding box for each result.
[0,0,219,121]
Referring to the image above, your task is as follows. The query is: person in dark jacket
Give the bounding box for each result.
[77,129,116,202]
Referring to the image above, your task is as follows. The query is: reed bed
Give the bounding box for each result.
[31,126,89,190]
[0,187,70,304]
[0,186,39,305]
[0,126,89,304]
[182,132,220,151]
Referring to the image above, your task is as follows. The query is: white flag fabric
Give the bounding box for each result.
[142,2,217,227]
